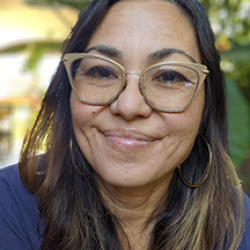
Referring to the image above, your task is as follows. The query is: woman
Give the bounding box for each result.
[0,0,249,249]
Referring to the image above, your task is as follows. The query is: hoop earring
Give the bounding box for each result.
[69,138,84,175]
[178,136,212,188]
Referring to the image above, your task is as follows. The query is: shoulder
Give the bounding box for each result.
[0,165,42,250]
[0,164,38,209]
[238,192,250,250]
[243,192,250,216]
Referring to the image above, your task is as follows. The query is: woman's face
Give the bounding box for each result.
[70,1,205,189]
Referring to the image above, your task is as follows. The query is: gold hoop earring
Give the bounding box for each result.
[178,136,212,188]
[69,139,84,175]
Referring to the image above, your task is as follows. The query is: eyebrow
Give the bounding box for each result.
[85,45,197,63]
[85,45,122,58]
[148,48,197,63]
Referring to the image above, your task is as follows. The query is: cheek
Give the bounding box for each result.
[163,94,204,134]
[70,93,98,127]
[70,94,98,144]
[70,94,102,165]
[160,88,205,153]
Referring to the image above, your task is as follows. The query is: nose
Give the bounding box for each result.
[110,74,153,120]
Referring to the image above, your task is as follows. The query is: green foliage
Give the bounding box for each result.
[25,0,90,11]
[200,0,250,43]
[0,41,62,54]
[220,43,250,167]
[221,43,250,102]
[227,78,250,168]
[199,0,250,168]
[221,44,250,63]
[0,41,63,71]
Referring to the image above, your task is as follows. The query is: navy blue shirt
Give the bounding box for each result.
[1,165,250,249]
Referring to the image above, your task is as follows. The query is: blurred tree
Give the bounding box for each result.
[25,0,90,12]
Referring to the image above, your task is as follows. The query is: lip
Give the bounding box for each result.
[101,129,155,151]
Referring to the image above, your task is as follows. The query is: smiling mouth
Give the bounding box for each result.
[102,129,155,151]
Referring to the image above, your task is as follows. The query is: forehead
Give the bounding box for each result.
[86,1,201,63]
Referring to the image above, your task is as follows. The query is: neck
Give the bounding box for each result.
[95,174,173,249]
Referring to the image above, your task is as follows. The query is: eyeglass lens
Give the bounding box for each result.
[71,57,199,110]
[72,58,125,104]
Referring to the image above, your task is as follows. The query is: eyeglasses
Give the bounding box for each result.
[62,53,209,112]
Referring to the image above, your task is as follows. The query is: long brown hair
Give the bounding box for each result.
[19,0,245,249]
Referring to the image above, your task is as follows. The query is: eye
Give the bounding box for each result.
[85,66,117,79]
[153,70,187,85]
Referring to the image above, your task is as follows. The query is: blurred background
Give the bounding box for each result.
[0,0,249,194]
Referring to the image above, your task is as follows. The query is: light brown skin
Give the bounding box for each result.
[70,1,205,249]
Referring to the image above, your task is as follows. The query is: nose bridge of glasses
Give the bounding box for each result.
[125,71,142,77]
[124,71,142,86]
[123,71,142,86]
[122,71,144,96]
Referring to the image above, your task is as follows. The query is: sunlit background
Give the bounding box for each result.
[0,0,250,194]
[0,0,79,167]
